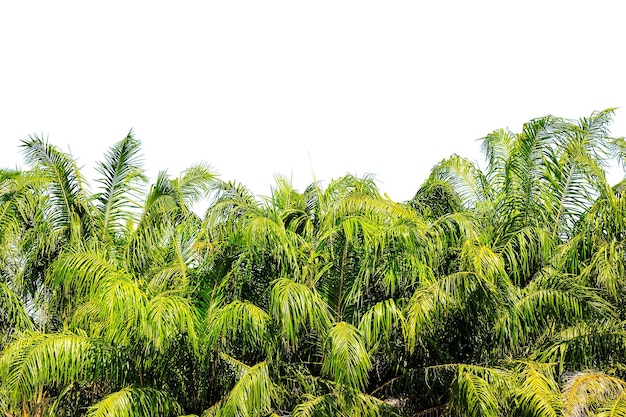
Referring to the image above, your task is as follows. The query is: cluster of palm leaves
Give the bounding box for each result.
[2,109,626,417]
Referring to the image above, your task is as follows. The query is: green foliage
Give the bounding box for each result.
[2,110,626,416]
[94,131,146,241]
[322,322,371,391]
[270,277,331,350]
[85,387,183,417]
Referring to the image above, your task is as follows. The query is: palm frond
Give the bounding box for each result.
[480,128,516,186]
[512,360,561,417]
[74,276,147,345]
[322,321,371,391]
[206,300,271,355]
[242,209,299,269]
[148,266,187,295]
[292,394,330,417]
[50,250,123,298]
[270,277,332,350]
[404,272,474,354]
[125,173,178,273]
[411,178,465,218]
[94,131,146,240]
[450,364,510,417]
[429,155,489,208]
[20,135,89,232]
[0,331,94,407]
[580,241,625,298]
[543,149,595,240]
[562,371,626,417]
[293,389,398,417]
[494,269,614,350]
[597,392,626,417]
[85,387,183,417]
[539,321,626,371]
[459,238,508,282]
[0,282,33,333]
[174,162,218,209]
[142,293,198,353]
[358,299,405,352]
[499,226,556,286]
[220,360,276,417]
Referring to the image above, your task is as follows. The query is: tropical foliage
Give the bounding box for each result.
[2,110,626,416]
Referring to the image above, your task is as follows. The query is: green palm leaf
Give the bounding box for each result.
[404,272,476,354]
[143,293,198,353]
[450,364,510,417]
[270,277,331,351]
[85,387,183,417]
[50,250,123,298]
[0,331,94,407]
[512,360,561,417]
[598,393,626,417]
[358,299,405,352]
[20,135,89,233]
[172,162,218,210]
[94,131,146,240]
[322,321,371,391]
[218,360,275,417]
[72,276,146,346]
[540,321,626,371]
[206,300,271,355]
[429,155,489,208]
[292,390,396,417]
[494,269,614,350]
[0,282,33,334]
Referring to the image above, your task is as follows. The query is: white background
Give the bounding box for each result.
[1,1,624,202]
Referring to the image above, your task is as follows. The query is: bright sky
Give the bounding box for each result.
[1,1,625,202]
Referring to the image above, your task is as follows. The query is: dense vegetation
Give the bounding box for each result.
[2,109,626,417]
